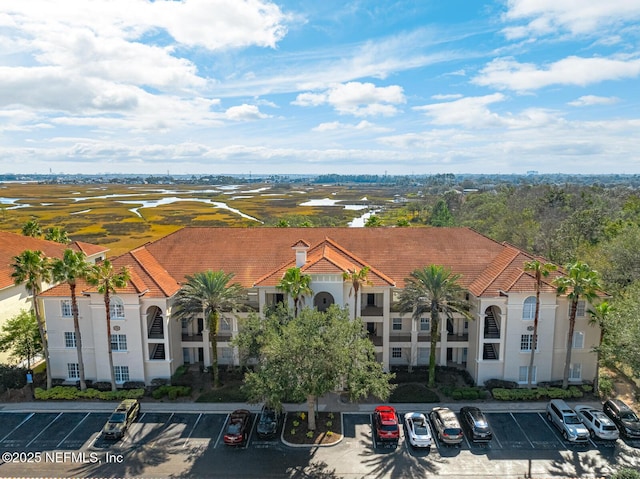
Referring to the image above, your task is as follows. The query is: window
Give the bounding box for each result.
[518,366,537,383]
[522,296,536,320]
[114,365,130,383]
[569,363,582,380]
[64,332,76,348]
[110,297,125,319]
[67,363,79,379]
[392,318,402,331]
[391,347,402,359]
[220,317,232,331]
[61,300,72,317]
[576,300,586,317]
[420,318,430,331]
[418,347,429,360]
[221,348,233,360]
[572,331,585,349]
[520,334,538,351]
[111,334,127,351]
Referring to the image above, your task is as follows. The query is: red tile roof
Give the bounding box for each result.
[0,231,105,290]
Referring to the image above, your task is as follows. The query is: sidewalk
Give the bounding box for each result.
[0,392,604,414]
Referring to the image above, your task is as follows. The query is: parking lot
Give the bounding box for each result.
[0,408,638,478]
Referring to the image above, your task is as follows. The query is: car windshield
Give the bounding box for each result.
[603,425,618,431]
[620,411,639,422]
[227,422,242,434]
[259,414,275,425]
[414,424,428,435]
[381,424,398,432]
[565,415,581,425]
[444,428,462,436]
[475,425,491,433]
[109,413,126,423]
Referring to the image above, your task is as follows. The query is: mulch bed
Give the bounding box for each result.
[282,411,342,445]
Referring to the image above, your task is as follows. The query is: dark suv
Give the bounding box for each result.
[256,406,280,439]
[459,406,493,443]
[102,399,140,440]
[603,399,640,439]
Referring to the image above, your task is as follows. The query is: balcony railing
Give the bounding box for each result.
[182,334,203,342]
[360,306,384,317]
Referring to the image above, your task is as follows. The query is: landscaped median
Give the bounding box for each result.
[491,384,593,401]
[281,411,343,447]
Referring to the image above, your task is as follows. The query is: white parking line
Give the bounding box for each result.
[26,412,63,448]
[182,413,203,448]
[56,412,90,448]
[0,413,34,442]
[510,412,534,449]
[214,413,230,448]
[537,412,568,449]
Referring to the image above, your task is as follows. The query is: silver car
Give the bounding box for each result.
[404,412,432,449]
[575,405,619,441]
[546,399,590,443]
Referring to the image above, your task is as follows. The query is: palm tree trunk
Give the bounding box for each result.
[594,328,603,396]
[105,293,117,392]
[70,283,86,391]
[528,288,541,388]
[209,311,220,388]
[428,305,439,388]
[562,301,577,389]
[33,298,52,390]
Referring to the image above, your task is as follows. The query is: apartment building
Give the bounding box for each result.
[38,227,600,387]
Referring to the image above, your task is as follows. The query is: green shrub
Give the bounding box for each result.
[452,390,463,400]
[610,468,640,479]
[34,386,143,400]
[599,374,614,397]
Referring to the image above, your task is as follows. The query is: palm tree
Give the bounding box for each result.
[398,265,472,387]
[22,219,42,238]
[45,227,70,244]
[553,261,601,389]
[86,260,130,392]
[523,259,557,388]
[173,270,244,388]
[588,300,612,396]
[11,250,53,389]
[343,267,372,319]
[51,249,90,391]
[277,267,313,317]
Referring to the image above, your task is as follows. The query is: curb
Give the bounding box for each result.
[279,412,344,448]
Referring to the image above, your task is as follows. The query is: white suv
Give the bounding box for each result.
[546,399,589,443]
[574,405,619,441]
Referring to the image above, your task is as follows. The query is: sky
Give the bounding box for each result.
[1,0,639,176]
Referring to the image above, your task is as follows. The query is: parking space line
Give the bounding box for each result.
[214,413,230,448]
[492,430,503,449]
[243,414,255,449]
[182,413,203,448]
[510,413,534,449]
[26,412,63,448]
[1,413,34,442]
[57,412,90,448]
[537,412,567,450]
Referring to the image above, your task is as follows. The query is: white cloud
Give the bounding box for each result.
[312,120,390,132]
[503,0,640,38]
[224,104,269,121]
[414,94,507,128]
[568,95,620,107]
[431,94,463,100]
[473,56,640,92]
[293,82,405,117]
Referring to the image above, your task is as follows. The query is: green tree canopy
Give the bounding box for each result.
[239,306,393,430]
[44,227,70,244]
[21,219,42,238]
[277,267,312,317]
[0,310,42,370]
[428,198,454,227]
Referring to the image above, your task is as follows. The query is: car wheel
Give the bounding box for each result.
[589,429,595,439]
[546,412,552,421]
[563,431,569,441]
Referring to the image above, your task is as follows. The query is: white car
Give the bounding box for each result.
[404,412,432,448]
[575,405,620,441]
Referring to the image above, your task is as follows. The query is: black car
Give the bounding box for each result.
[256,406,280,439]
[603,399,640,439]
[459,406,493,443]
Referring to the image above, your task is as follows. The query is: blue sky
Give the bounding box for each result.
[1,0,639,175]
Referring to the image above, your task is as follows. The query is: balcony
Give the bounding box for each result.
[182,334,203,342]
[389,333,411,343]
[367,334,383,347]
[447,333,469,342]
[360,305,384,317]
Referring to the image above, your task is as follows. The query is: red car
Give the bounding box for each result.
[224,409,251,446]
[373,405,400,442]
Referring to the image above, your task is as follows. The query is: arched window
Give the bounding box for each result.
[522,296,536,320]
[313,292,335,312]
[110,297,125,320]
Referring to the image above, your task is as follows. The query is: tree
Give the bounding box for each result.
[51,249,90,391]
[173,270,244,388]
[86,260,130,392]
[45,227,70,244]
[553,261,601,389]
[523,259,557,388]
[277,267,313,317]
[603,282,640,380]
[587,300,613,395]
[241,306,393,431]
[364,215,382,227]
[428,198,454,227]
[342,267,372,319]
[0,310,42,370]
[22,219,42,238]
[11,249,53,389]
[398,265,472,387]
